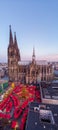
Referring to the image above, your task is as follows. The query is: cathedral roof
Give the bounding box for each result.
[36,60,48,65]
[18,60,48,66]
[18,61,31,65]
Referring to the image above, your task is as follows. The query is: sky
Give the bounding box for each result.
[0,0,58,62]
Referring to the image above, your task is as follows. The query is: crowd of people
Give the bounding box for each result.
[0,83,41,130]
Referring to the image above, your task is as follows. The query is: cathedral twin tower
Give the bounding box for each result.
[8,26,21,81]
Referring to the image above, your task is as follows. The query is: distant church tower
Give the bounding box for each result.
[8,25,20,82]
[32,47,36,64]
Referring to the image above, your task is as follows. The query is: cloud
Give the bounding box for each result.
[37,54,58,61]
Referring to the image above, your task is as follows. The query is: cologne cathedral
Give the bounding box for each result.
[8,26,53,84]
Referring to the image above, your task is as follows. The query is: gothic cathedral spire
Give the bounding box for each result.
[32,47,36,63]
[14,32,21,61]
[9,25,13,46]
[33,47,35,57]
[14,32,18,49]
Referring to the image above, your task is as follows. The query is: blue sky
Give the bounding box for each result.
[0,0,58,62]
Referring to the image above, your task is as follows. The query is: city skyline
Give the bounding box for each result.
[0,0,58,62]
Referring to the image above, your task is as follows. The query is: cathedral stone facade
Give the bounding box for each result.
[8,26,53,84]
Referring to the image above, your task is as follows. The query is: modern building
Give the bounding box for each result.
[40,80,58,105]
[0,63,8,78]
[25,102,58,130]
[8,26,53,84]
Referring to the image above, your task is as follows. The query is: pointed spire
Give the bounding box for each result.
[9,25,13,46]
[33,47,35,57]
[14,32,21,61]
[32,46,36,63]
[14,32,18,48]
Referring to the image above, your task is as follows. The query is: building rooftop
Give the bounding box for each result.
[18,60,48,66]
[36,60,48,65]
[41,80,58,104]
[25,102,58,130]
[18,61,31,65]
